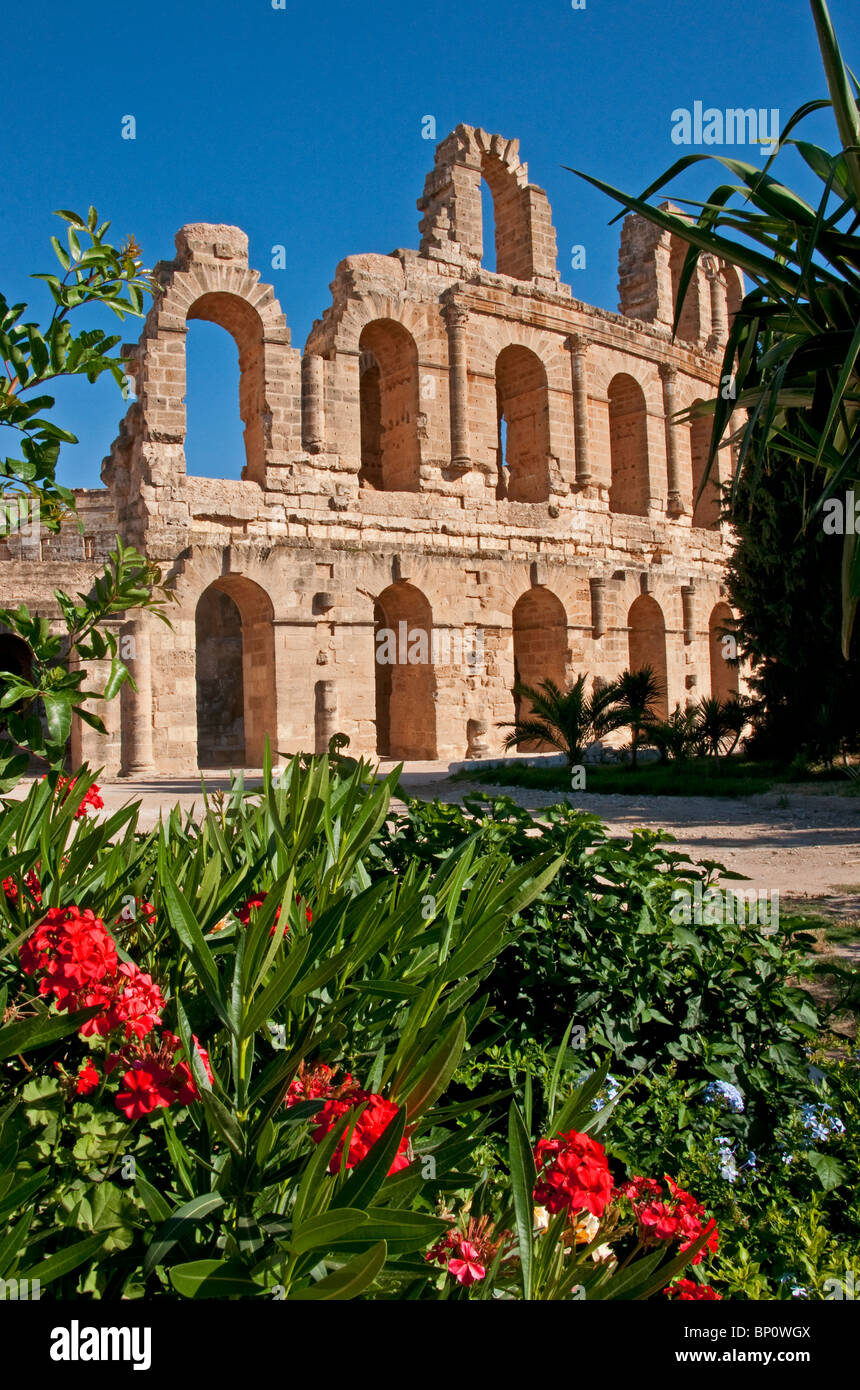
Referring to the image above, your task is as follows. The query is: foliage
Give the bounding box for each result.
[0,755,724,1300]
[724,456,860,761]
[501,675,620,766]
[0,209,175,780]
[381,794,820,1127]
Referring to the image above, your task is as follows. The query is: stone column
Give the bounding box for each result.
[118,615,155,777]
[566,334,592,487]
[314,678,337,754]
[443,301,470,470]
[704,257,728,350]
[302,353,326,453]
[659,362,685,517]
[589,577,607,639]
[681,583,696,645]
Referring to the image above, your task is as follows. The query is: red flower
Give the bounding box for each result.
[447,1241,486,1287]
[623,1175,718,1264]
[43,775,104,819]
[75,1061,100,1095]
[313,1090,411,1175]
[235,890,311,931]
[3,870,42,908]
[20,906,118,1006]
[76,961,165,1040]
[665,1278,722,1300]
[289,1066,410,1175]
[112,1032,212,1119]
[533,1130,614,1219]
[426,1216,508,1287]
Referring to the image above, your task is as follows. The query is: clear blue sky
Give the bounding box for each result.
[2,0,857,488]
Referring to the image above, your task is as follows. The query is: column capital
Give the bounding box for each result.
[658,361,679,384]
[442,299,469,331]
[566,332,590,356]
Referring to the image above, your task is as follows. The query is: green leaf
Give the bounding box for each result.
[20,1232,107,1288]
[507,1101,536,1300]
[169,1258,262,1299]
[807,1150,847,1191]
[288,1240,387,1300]
[0,1006,102,1061]
[142,1192,225,1278]
[291,1208,369,1255]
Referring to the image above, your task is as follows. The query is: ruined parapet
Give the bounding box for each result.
[418,124,561,288]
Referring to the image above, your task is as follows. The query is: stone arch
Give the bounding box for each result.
[608,374,650,516]
[358,320,421,491]
[195,575,275,768]
[627,594,669,718]
[709,602,738,702]
[495,345,551,502]
[184,292,267,481]
[417,124,560,285]
[690,404,721,529]
[374,582,437,759]
[511,588,568,744]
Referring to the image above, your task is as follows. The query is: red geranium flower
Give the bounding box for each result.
[75,1061,100,1095]
[533,1130,614,1219]
[665,1278,721,1300]
[623,1174,718,1264]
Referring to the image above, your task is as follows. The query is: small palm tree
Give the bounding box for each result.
[648,703,700,764]
[696,696,734,758]
[721,695,753,756]
[501,675,620,768]
[609,666,663,770]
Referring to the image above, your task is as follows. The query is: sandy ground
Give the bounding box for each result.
[24,763,859,921]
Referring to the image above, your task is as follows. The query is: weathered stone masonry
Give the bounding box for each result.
[0,125,746,775]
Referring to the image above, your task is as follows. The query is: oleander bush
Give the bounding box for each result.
[0,756,726,1301]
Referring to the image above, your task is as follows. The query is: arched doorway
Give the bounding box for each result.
[374,583,437,759]
[358,320,420,491]
[709,603,738,702]
[511,588,568,746]
[195,577,276,768]
[495,346,551,503]
[627,594,669,719]
[608,374,649,516]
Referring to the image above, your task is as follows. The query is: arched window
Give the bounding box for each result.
[608,374,649,516]
[374,583,437,759]
[511,588,567,747]
[669,238,704,342]
[480,178,497,272]
[495,346,551,503]
[709,603,738,702]
[358,321,420,491]
[195,577,275,768]
[690,405,722,530]
[185,292,267,482]
[627,595,669,719]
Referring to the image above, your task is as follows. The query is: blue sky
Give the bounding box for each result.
[3,0,857,488]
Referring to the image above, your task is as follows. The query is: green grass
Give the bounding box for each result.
[454,757,853,799]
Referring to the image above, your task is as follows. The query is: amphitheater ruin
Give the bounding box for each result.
[1,124,746,776]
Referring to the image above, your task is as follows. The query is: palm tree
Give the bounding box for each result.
[648,703,700,764]
[722,695,753,756]
[501,674,620,767]
[570,0,860,654]
[609,666,663,769]
[696,697,734,758]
